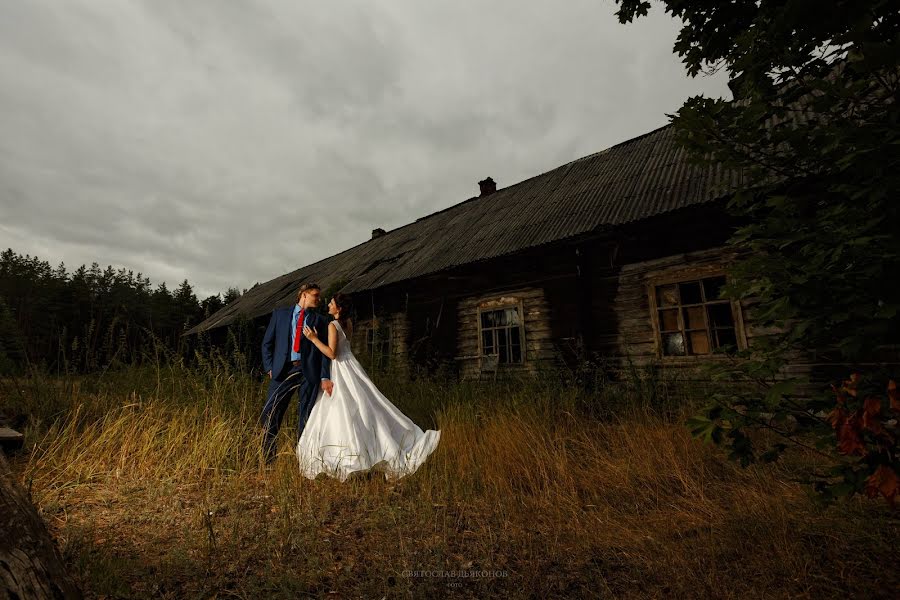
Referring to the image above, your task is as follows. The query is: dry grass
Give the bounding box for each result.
[2,364,897,599]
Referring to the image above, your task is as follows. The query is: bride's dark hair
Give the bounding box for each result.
[332,293,354,339]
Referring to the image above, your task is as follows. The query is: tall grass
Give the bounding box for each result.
[1,357,897,599]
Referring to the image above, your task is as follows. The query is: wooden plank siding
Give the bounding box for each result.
[333,204,884,391]
[344,235,596,380]
[341,205,757,383]
[602,247,745,376]
[594,245,831,391]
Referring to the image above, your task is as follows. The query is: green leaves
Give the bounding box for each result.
[612,0,900,507]
[613,0,650,24]
[685,413,722,444]
[765,380,797,408]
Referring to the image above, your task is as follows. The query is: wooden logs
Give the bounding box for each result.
[0,445,81,599]
[0,428,23,454]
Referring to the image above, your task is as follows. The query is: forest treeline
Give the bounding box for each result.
[0,248,244,374]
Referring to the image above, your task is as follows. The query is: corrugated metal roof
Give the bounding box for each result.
[188,124,741,333]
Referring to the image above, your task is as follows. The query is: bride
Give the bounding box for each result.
[298,293,441,481]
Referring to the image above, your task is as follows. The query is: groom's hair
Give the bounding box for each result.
[297,282,321,302]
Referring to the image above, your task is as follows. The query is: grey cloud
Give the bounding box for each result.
[0,0,730,298]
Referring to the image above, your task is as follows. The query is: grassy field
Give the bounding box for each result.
[2,360,897,599]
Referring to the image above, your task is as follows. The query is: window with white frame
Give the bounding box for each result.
[478,303,525,364]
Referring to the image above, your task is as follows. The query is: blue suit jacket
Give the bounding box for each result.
[261,306,333,383]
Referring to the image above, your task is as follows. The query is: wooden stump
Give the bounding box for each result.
[0,448,81,599]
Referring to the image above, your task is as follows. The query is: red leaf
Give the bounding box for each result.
[826,406,846,429]
[863,396,882,417]
[888,380,899,411]
[864,465,899,507]
[836,420,866,456]
[861,396,884,434]
[844,372,862,398]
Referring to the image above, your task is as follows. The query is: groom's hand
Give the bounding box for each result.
[267,370,272,379]
[322,380,334,396]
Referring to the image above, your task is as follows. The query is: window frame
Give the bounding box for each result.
[365,320,392,370]
[647,270,747,359]
[476,299,527,365]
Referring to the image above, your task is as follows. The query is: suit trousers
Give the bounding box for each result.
[259,363,319,463]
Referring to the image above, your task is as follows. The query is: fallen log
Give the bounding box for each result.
[0,428,24,453]
[0,444,81,599]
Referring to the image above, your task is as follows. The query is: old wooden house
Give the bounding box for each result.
[189,124,771,382]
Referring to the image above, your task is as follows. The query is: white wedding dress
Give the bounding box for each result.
[296,320,441,481]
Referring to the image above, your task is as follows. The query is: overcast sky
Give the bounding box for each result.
[0,0,730,298]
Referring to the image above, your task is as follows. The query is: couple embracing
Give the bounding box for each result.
[259,282,441,481]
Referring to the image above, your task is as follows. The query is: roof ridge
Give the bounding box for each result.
[571,122,672,163]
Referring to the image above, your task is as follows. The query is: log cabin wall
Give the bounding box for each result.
[346,283,462,378]
[403,294,459,377]
[590,206,750,381]
[602,245,836,391]
[434,241,588,379]
[455,286,554,379]
[343,239,591,380]
[606,246,743,372]
[346,289,411,377]
[348,312,410,376]
[235,201,850,389]
[590,204,829,388]
[343,203,777,383]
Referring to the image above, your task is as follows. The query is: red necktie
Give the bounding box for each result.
[293,308,305,353]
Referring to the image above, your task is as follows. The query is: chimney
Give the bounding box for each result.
[478,177,496,197]
[371,228,386,239]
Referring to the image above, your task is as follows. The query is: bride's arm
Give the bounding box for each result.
[303,321,338,360]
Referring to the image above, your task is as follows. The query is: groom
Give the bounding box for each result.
[259,282,334,464]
